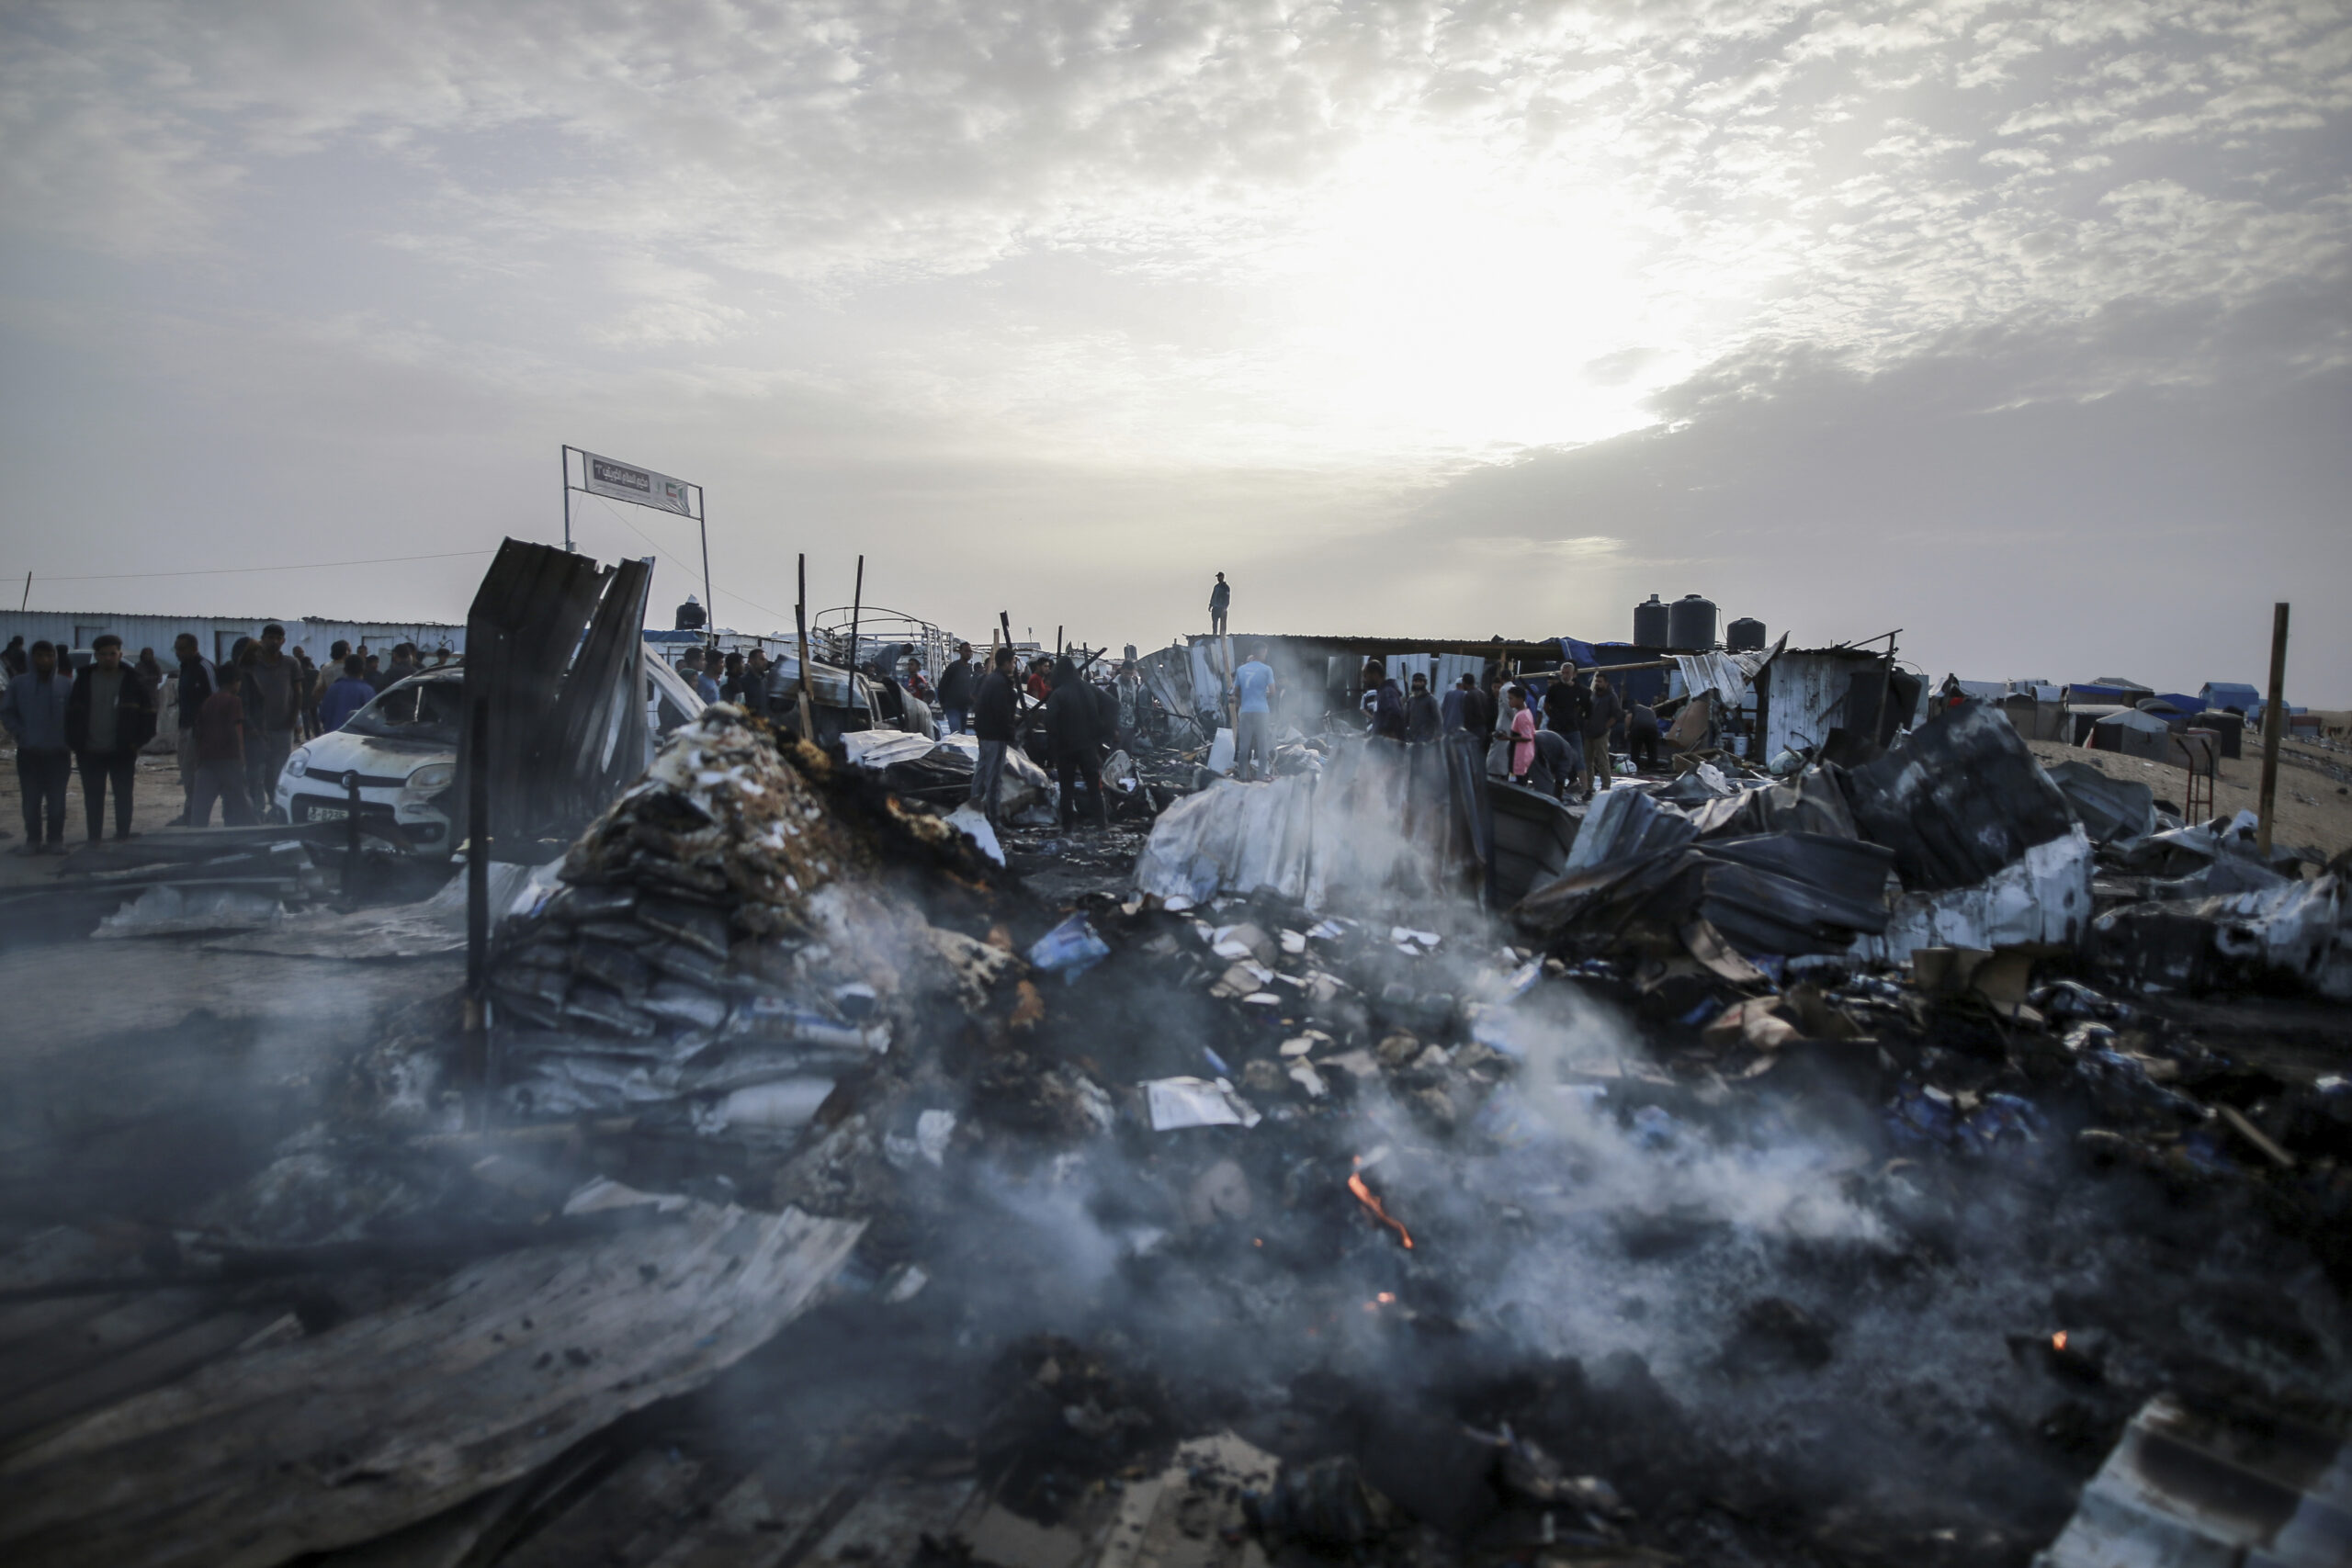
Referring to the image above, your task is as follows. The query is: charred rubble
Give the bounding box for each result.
[1,701,2347,1568]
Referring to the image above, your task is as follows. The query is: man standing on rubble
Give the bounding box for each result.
[1047,656,1110,829]
[1231,643,1276,781]
[66,634,157,842]
[1208,572,1230,637]
[1541,669,1588,791]
[2,640,74,853]
[938,642,976,735]
[1579,673,1622,795]
[239,623,301,820]
[970,646,1018,827]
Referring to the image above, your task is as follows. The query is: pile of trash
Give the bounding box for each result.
[481,706,966,1131]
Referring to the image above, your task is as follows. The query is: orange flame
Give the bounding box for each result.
[1348,1171,1414,1249]
[2052,1331,2067,1352]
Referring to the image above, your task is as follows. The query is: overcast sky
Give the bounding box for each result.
[3,1,2345,698]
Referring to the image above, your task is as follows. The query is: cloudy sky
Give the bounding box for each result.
[3,1,2346,697]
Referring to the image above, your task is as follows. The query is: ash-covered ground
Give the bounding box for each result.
[1,713,2346,1568]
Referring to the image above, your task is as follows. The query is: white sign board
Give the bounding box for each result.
[582,452,695,516]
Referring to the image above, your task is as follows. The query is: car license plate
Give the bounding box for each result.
[309,806,348,822]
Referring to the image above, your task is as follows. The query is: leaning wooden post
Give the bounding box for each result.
[2255,602,2290,857]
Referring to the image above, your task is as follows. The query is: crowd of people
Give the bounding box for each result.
[0,628,454,853]
[1322,651,1722,803]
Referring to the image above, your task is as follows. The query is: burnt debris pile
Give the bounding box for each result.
[2,696,2348,1568]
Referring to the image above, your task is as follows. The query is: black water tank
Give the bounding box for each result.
[1668,593,1717,649]
[1633,594,1670,648]
[1726,616,1766,652]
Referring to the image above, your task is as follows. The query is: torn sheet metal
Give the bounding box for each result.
[1133,738,1476,913]
[1852,825,2093,964]
[2096,873,2350,999]
[1687,763,1858,841]
[1561,785,1696,878]
[2033,1393,2350,1568]
[0,1200,865,1568]
[1843,699,2075,890]
[458,540,653,852]
[2045,760,2156,849]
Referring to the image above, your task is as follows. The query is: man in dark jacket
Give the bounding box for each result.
[2,640,74,852]
[1208,573,1230,637]
[65,633,157,841]
[1,636,26,678]
[937,642,977,734]
[170,632,217,826]
[969,647,1019,826]
[1404,673,1442,741]
[1539,670,1588,788]
[1046,657,1108,829]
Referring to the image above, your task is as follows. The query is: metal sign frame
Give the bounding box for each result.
[560,445,711,634]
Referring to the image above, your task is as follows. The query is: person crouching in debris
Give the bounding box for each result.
[1048,656,1110,829]
[1627,697,1662,773]
[1232,642,1276,781]
[970,646,1019,827]
[1405,671,1442,741]
[1504,684,1538,782]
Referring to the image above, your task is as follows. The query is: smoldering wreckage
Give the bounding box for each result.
[4,548,2351,1568]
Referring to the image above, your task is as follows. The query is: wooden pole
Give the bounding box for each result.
[2255,602,2290,857]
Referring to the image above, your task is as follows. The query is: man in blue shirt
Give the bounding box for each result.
[2,641,74,852]
[318,656,379,732]
[1231,643,1276,781]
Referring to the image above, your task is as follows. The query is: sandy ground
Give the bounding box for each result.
[2026,735,2352,862]
[0,747,193,888]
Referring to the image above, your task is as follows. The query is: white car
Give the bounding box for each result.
[277,649,707,854]
[277,670,465,853]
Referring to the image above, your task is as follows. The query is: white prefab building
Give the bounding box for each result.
[0,611,466,669]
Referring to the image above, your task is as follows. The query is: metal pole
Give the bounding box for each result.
[463,694,492,1112]
[343,770,362,903]
[695,486,713,637]
[2256,602,2290,858]
[848,554,865,679]
[17,571,28,612]
[560,446,572,553]
[794,554,817,739]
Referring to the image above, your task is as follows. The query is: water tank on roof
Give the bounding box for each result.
[1726,616,1766,653]
[1668,593,1717,649]
[1633,594,1670,649]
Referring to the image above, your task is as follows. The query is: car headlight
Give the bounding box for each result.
[408,762,456,791]
[285,750,309,778]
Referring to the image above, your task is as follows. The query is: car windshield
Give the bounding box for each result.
[345,676,464,745]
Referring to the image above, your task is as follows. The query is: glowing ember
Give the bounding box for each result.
[1347,1170,1414,1249]
[1377,1292,1395,1303]
[2052,1331,2067,1351]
